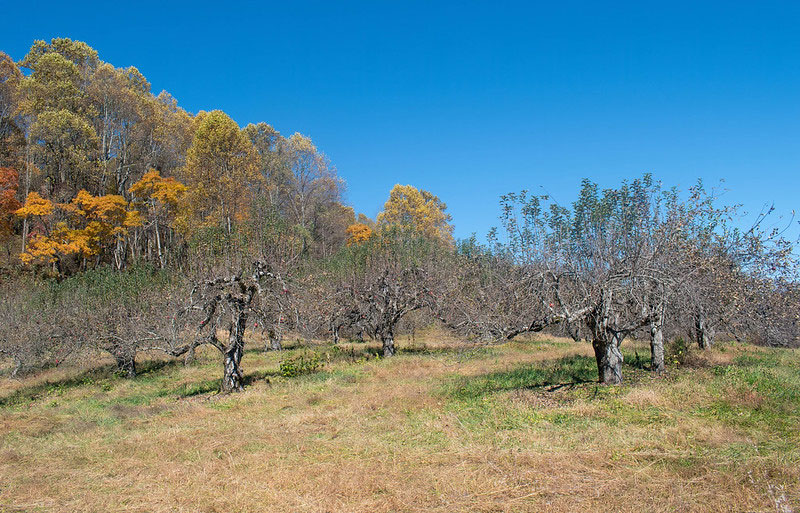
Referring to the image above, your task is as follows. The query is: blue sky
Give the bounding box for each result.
[2,1,799,239]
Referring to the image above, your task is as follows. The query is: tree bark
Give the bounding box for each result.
[592,332,623,385]
[382,332,396,357]
[221,316,246,393]
[113,351,136,378]
[222,348,243,392]
[154,218,164,269]
[650,315,665,373]
[695,313,714,349]
[587,291,623,384]
[21,137,30,254]
[183,343,196,365]
[265,327,282,351]
[11,357,22,378]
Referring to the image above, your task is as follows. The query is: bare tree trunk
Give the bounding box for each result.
[382,331,395,357]
[592,332,623,385]
[265,327,282,351]
[154,219,164,269]
[11,357,22,378]
[221,316,246,393]
[588,292,623,384]
[21,136,31,255]
[113,351,136,378]
[222,348,243,392]
[184,343,196,365]
[650,314,665,373]
[695,313,714,349]
[114,238,125,270]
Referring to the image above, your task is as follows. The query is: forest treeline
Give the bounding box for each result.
[0,39,797,391]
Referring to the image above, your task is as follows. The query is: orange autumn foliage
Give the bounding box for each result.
[129,169,187,209]
[15,189,141,265]
[346,223,373,245]
[0,167,22,243]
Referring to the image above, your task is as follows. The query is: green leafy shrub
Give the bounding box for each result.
[667,336,689,367]
[279,352,322,377]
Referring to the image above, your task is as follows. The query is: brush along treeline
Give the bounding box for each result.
[0,39,797,389]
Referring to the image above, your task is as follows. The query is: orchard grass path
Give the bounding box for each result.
[0,334,798,512]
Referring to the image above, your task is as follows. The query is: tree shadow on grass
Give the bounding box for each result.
[398,344,503,363]
[448,351,664,402]
[243,369,280,385]
[165,369,281,398]
[0,357,192,407]
[0,373,106,407]
[247,340,497,363]
[398,344,468,356]
[249,342,468,362]
[624,348,654,371]
[136,358,185,376]
[244,337,336,355]
[449,355,598,400]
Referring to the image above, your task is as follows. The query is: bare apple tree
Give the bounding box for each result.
[464,176,717,383]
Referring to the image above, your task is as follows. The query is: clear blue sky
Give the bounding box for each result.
[2,1,799,240]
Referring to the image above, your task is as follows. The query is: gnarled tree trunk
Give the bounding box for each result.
[588,291,624,384]
[266,326,282,351]
[222,348,243,392]
[113,350,136,378]
[650,312,665,373]
[592,332,624,385]
[221,315,247,393]
[183,343,196,365]
[382,331,395,357]
[11,357,22,378]
[695,313,714,349]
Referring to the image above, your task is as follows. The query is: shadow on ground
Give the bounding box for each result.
[0,358,196,407]
[448,355,599,400]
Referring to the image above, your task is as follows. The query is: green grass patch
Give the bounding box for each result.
[446,355,597,401]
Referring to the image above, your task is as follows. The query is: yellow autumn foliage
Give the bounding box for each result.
[377,184,454,244]
[177,110,261,235]
[15,192,54,218]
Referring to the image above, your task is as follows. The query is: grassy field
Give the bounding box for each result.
[1,334,798,512]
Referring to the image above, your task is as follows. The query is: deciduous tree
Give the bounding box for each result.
[377,184,454,244]
[0,167,21,254]
[178,110,260,237]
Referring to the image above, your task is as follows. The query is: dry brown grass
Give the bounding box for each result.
[0,335,798,512]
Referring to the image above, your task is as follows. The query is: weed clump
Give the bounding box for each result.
[667,336,689,367]
[279,352,322,378]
